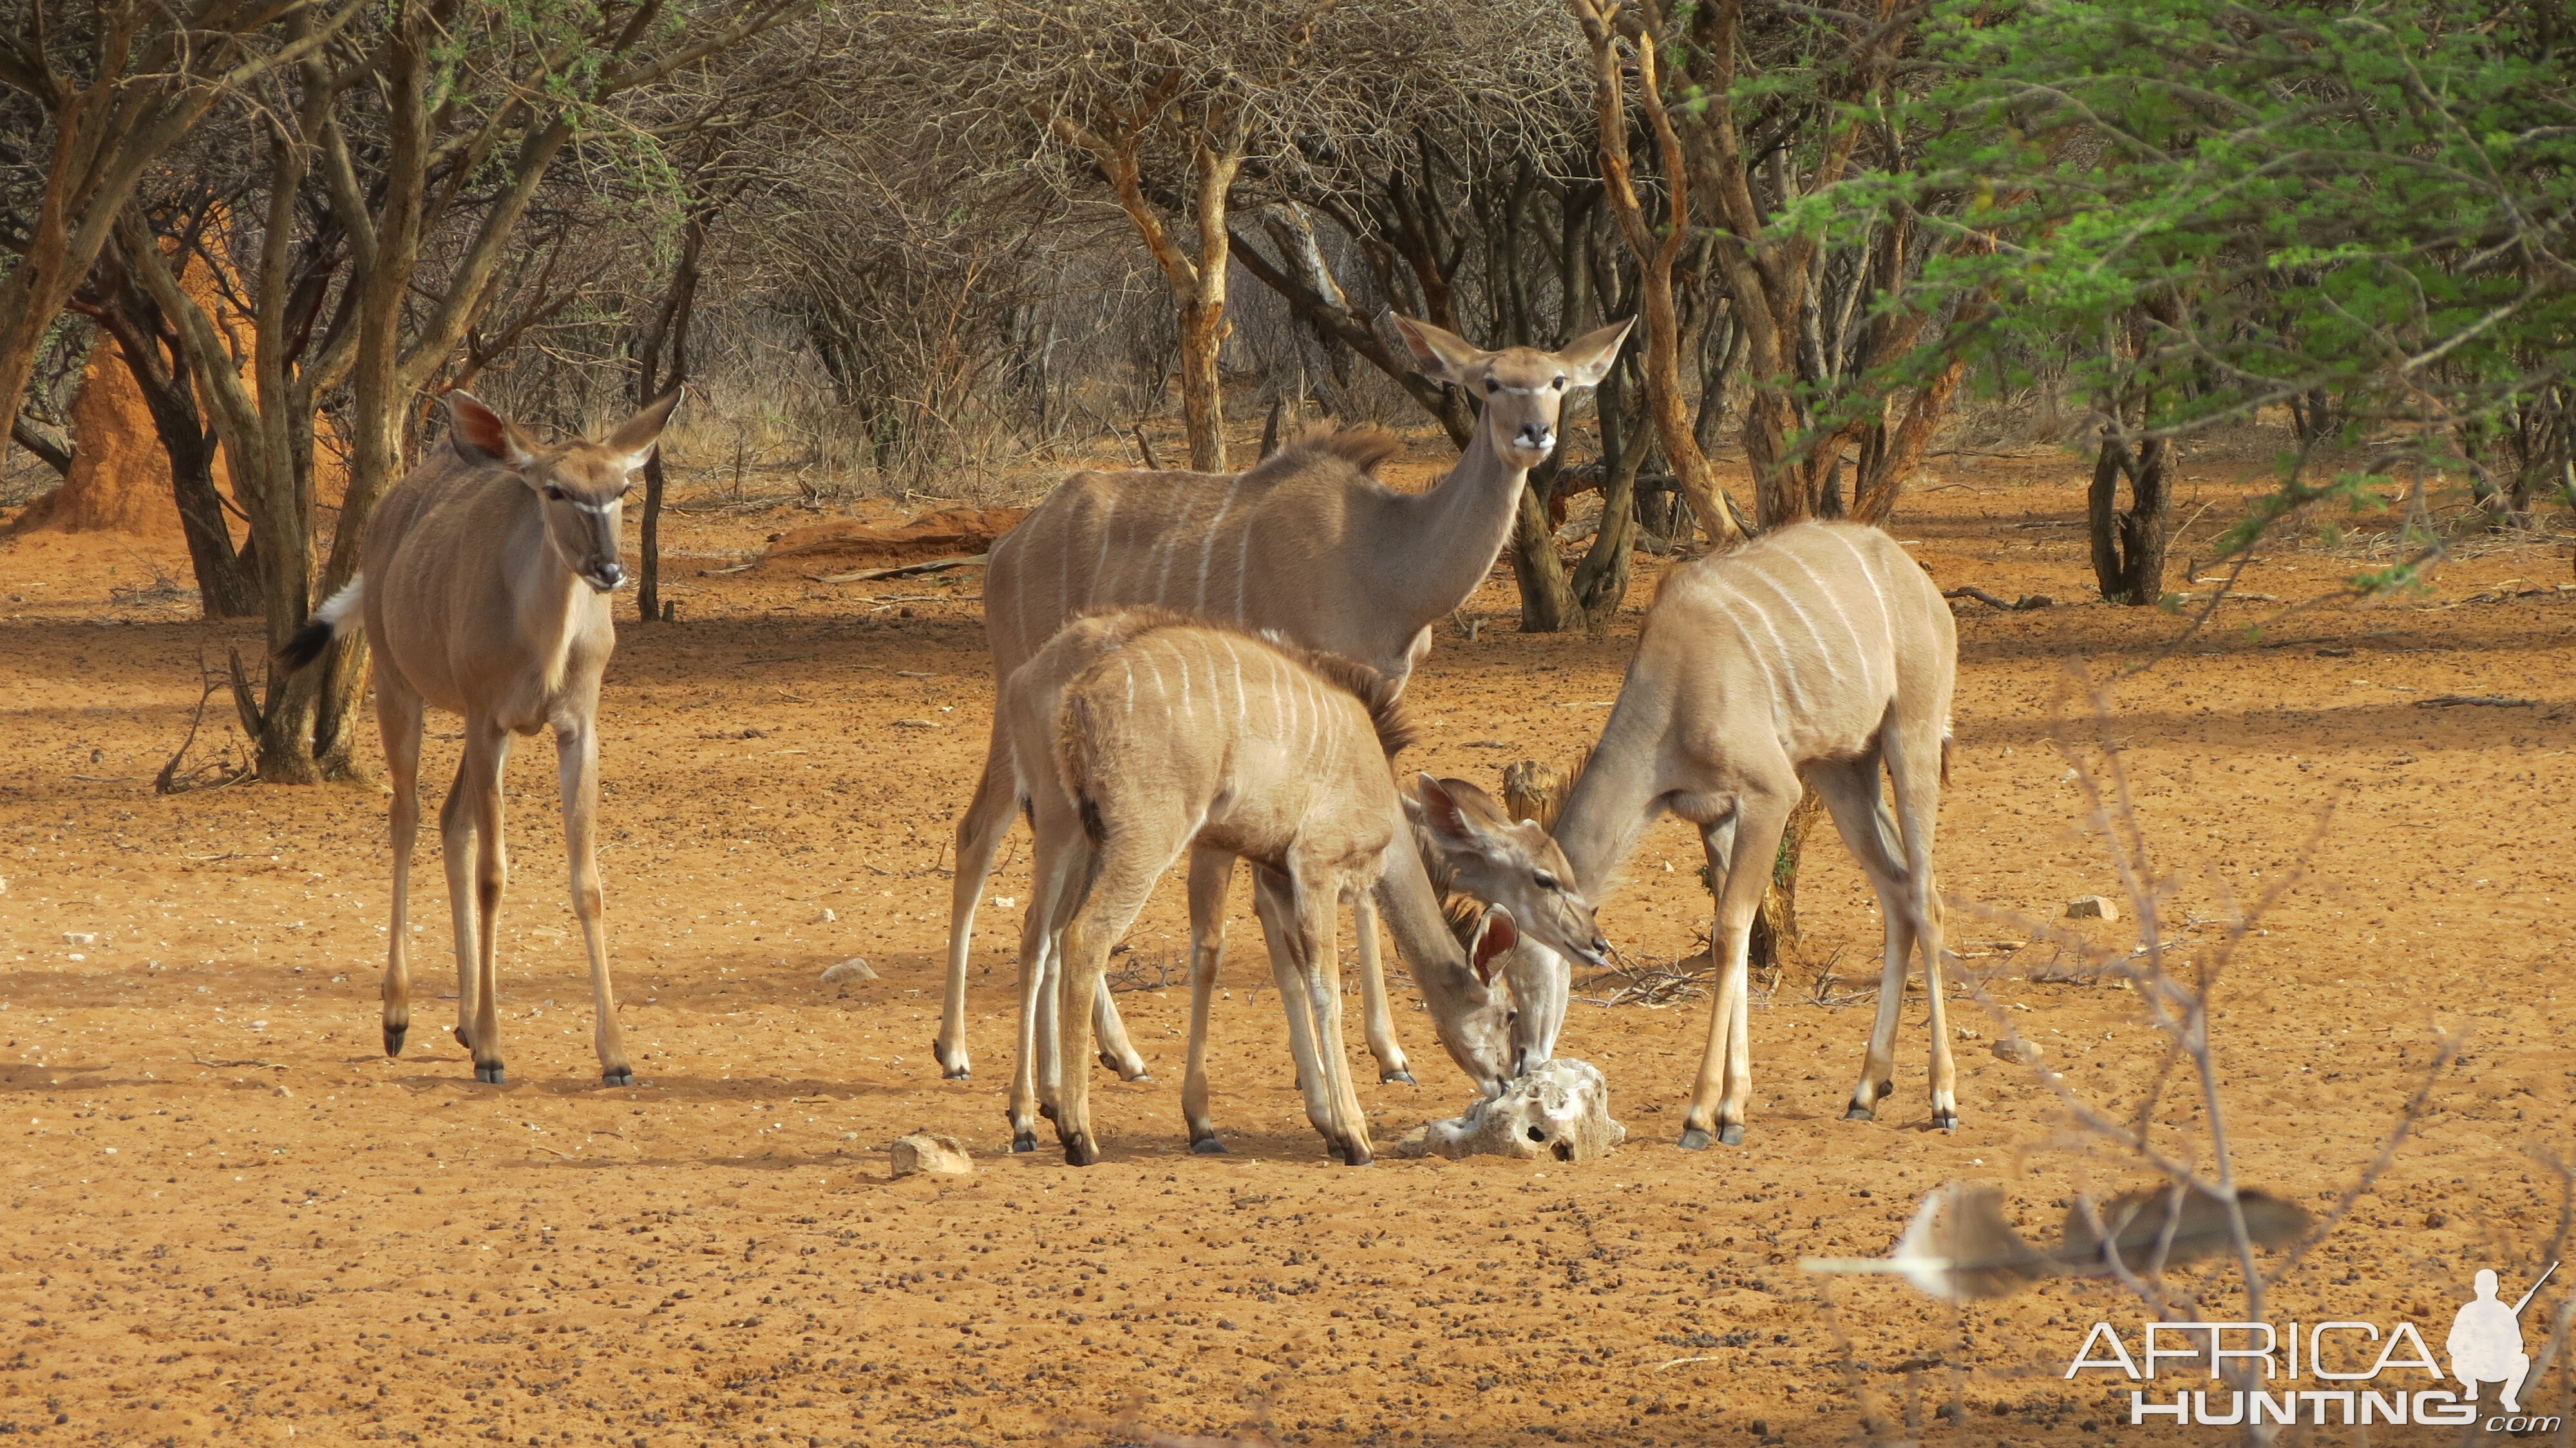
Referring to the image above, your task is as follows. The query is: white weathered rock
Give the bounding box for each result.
[1991,1037,2043,1065]
[819,957,877,984]
[1390,1058,1624,1163]
[2065,895,2119,922]
[62,931,97,946]
[811,907,837,925]
[889,1132,972,1178]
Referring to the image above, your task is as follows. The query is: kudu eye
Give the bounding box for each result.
[1552,376,1567,390]
[1533,871,1561,891]
[542,484,565,501]
[1483,377,1499,394]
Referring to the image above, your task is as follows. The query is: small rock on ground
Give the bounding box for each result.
[820,957,876,984]
[1991,1038,2043,1065]
[889,1132,972,1178]
[2065,895,2119,921]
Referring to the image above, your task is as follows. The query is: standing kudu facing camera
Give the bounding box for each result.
[279,389,681,1085]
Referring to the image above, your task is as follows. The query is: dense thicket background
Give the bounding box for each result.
[6,0,2571,779]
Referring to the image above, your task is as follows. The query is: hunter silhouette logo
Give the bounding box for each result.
[2452,1263,2556,1415]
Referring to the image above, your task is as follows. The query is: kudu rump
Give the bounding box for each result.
[279,390,681,1085]
[939,313,1631,1090]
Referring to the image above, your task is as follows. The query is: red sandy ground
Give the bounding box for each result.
[1,436,2571,1448]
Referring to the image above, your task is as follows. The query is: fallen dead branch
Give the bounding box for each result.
[811,553,989,584]
[1943,586,2054,611]
[2416,692,2538,708]
[158,652,253,795]
[190,1052,284,1070]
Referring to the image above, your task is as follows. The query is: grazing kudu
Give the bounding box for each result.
[938,314,1635,1087]
[1502,522,1960,1147]
[993,609,1596,1156]
[278,390,680,1085]
[1021,616,1607,1166]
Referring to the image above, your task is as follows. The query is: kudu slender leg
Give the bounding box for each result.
[555,718,631,1086]
[1885,721,1957,1130]
[464,721,513,1085]
[1683,792,1794,1148]
[1092,973,1150,1081]
[1294,878,1370,1166]
[1251,867,1338,1146]
[439,755,481,1056]
[1010,827,1087,1152]
[1052,817,1189,1166]
[1351,891,1414,1085]
[938,739,1018,1080]
[1181,847,1234,1152]
[377,682,426,1058]
[1810,756,1917,1123]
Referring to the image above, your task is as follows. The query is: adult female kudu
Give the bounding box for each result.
[937,314,1634,1087]
[1490,522,1960,1147]
[279,390,680,1085]
[991,609,1595,1154]
[1023,617,1605,1166]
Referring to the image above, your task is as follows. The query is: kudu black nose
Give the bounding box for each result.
[593,562,625,589]
[1517,423,1553,449]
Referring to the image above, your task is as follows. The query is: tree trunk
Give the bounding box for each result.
[1569,0,1742,548]
[2089,428,2173,605]
[81,233,263,617]
[1569,358,1648,622]
[635,206,710,623]
[1748,793,1826,971]
[1175,292,1226,472]
[1507,457,1582,633]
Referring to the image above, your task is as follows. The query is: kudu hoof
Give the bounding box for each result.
[1061,1135,1101,1167]
[1102,1052,1150,1082]
[1381,1069,1417,1086]
[601,1068,635,1088]
[475,1063,507,1085]
[1010,1132,1038,1154]
[383,1023,408,1057]
[1677,1127,1711,1152]
[1717,1123,1745,1147]
[453,1025,475,1050]
[934,1040,969,1080]
[1842,1103,1877,1122]
[1932,1109,1960,1133]
[1189,1137,1228,1156]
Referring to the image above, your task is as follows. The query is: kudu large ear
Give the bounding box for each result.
[446,392,535,469]
[1385,313,1487,387]
[1416,773,1506,857]
[605,386,684,474]
[1555,317,1636,388]
[1468,906,1520,986]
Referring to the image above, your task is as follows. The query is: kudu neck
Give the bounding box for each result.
[1369,415,1532,629]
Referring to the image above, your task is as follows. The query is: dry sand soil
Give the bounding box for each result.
[3,449,2573,1447]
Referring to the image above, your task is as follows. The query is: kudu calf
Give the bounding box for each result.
[1013,614,1604,1166]
[280,390,680,1085]
[1515,522,1960,1146]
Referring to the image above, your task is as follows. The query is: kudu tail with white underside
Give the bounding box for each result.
[277,576,367,673]
[290,387,679,1087]
[1539,521,1960,1147]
